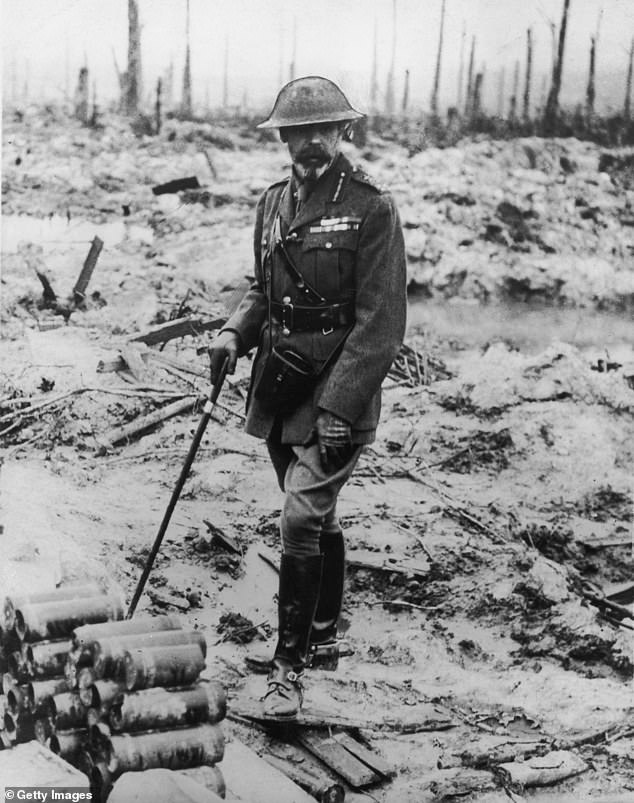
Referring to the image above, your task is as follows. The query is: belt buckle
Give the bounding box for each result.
[321,308,334,336]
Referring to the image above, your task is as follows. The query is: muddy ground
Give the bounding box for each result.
[1,106,633,802]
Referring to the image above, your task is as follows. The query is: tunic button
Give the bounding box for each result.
[282,296,291,304]
[282,327,290,336]
[325,241,332,249]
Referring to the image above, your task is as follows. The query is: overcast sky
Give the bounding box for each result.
[2,0,633,115]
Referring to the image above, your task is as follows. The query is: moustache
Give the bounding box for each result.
[297,145,329,165]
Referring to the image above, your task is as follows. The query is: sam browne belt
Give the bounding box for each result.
[271,299,355,334]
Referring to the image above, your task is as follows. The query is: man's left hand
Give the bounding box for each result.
[316,411,353,473]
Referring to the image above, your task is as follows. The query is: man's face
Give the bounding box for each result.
[281,122,344,180]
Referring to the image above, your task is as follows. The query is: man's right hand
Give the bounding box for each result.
[209,330,240,385]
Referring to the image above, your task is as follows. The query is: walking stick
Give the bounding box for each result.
[127,359,229,618]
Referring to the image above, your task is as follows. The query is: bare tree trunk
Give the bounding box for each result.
[385,0,397,115]
[457,23,466,111]
[509,60,520,122]
[74,66,89,123]
[549,21,558,77]
[289,17,297,81]
[497,66,506,118]
[181,0,192,117]
[523,28,533,122]
[585,36,596,119]
[11,56,17,103]
[544,0,571,135]
[370,19,378,114]
[278,30,284,87]
[402,68,410,114]
[465,36,475,117]
[471,72,483,122]
[90,79,98,126]
[23,59,30,101]
[165,61,174,111]
[624,37,633,119]
[430,0,446,116]
[155,78,162,134]
[126,0,142,115]
[223,37,229,108]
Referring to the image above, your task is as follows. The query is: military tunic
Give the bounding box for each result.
[223,151,407,445]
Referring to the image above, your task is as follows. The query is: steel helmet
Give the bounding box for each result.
[257,76,365,129]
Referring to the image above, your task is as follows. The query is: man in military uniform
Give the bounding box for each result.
[209,76,407,717]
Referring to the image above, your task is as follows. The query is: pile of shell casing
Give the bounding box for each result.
[1,583,124,748]
[1,586,226,801]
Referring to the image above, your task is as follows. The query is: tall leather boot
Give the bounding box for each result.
[262,553,323,718]
[310,529,345,649]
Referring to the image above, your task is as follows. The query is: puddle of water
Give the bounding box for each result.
[1,214,153,252]
[408,297,634,361]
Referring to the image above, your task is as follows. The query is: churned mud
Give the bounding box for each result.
[1,106,633,801]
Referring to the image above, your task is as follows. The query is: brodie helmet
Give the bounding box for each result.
[257,76,364,129]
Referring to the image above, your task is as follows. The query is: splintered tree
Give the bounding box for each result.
[625,37,634,119]
[370,19,379,114]
[465,35,475,117]
[430,0,446,117]
[586,36,596,119]
[126,0,142,115]
[223,37,229,108]
[385,0,397,115]
[523,28,533,123]
[471,71,483,121]
[402,68,410,114]
[509,59,520,122]
[155,78,162,134]
[457,23,466,111]
[181,0,192,117]
[543,0,571,135]
[289,17,297,81]
[74,66,89,123]
[497,67,506,118]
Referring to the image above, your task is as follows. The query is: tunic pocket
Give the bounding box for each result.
[301,231,358,298]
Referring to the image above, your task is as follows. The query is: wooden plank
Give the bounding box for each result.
[120,344,151,382]
[347,549,431,577]
[263,754,345,802]
[334,731,396,778]
[255,547,431,579]
[73,235,104,303]
[296,731,380,788]
[97,395,197,450]
[130,316,226,346]
[230,696,453,734]
[605,581,634,606]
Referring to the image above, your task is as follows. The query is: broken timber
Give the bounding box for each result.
[229,696,453,734]
[130,315,226,346]
[263,754,345,803]
[152,176,201,195]
[97,396,198,451]
[73,236,104,304]
[257,546,430,579]
[334,732,396,779]
[495,749,588,790]
[297,731,380,788]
